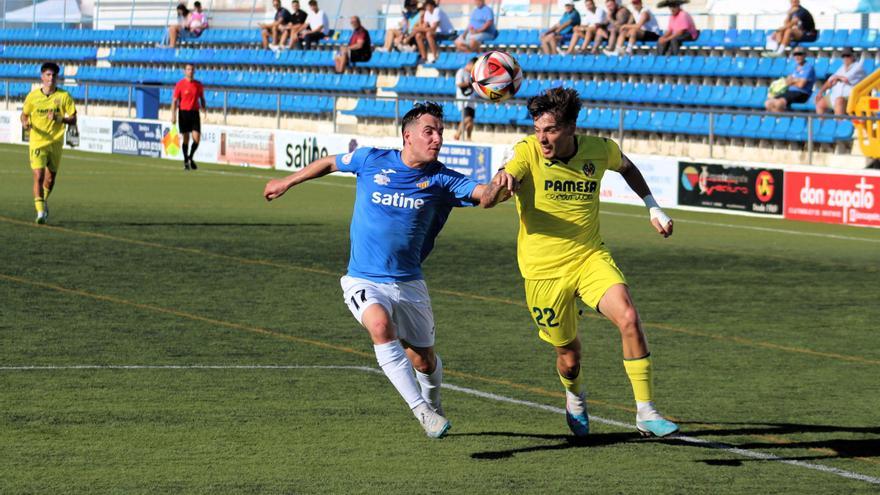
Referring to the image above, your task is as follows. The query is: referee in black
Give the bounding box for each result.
[171,63,206,170]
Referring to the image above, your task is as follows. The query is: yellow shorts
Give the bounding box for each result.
[29,141,64,172]
[524,249,627,347]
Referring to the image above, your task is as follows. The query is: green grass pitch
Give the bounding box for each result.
[1,142,879,493]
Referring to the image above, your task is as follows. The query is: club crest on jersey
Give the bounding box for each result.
[583,161,595,177]
[374,169,395,186]
[417,180,430,189]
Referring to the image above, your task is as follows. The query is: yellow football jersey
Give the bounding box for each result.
[504,134,623,279]
[22,87,76,149]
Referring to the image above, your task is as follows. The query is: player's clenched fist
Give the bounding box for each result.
[263,178,291,201]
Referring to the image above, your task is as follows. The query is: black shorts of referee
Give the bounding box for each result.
[178,109,201,134]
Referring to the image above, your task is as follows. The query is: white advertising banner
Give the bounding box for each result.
[70,116,113,154]
[274,129,360,172]
[0,110,22,144]
[599,155,679,208]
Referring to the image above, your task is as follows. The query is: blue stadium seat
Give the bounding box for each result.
[772,117,792,140]
[757,116,778,139]
[830,29,850,48]
[727,114,748,137]
[803,29,832,48]
[860,29,878,49]
[708,113,729,136]
[741,115,762,139]
[673,112,691,133]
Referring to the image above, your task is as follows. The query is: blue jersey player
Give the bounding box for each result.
[264,102,494,438]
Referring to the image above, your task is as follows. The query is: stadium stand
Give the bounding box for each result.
[1,13,877,160]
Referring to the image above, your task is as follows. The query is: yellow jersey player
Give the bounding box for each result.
[480,87,678,438]
[21,62,77,224]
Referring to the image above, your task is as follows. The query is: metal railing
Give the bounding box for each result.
[4,77,877,164]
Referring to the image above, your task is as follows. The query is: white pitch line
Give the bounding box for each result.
[3,364,878,485]
[600,210,880,244]
[3,147,878,243]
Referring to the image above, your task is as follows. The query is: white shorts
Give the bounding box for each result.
[340,275,436,348]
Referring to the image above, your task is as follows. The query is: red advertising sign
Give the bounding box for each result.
[784,171,880,227]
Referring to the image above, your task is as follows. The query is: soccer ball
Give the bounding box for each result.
[470,50,523,102]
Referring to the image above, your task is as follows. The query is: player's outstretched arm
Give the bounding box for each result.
[264,154,339,201]
[479,169,517,208]
[618,153,673,238]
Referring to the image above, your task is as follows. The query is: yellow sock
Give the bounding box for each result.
[43,186,52,199]
[623,354,653,403]
[557,367,583,396]
[34,197,46,214]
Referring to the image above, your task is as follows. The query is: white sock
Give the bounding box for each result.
[414,354,443,410]
[374,340,425,410]
[636,400,661,420]
[565,390,586,416]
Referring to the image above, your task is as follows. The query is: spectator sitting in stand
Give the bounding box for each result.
[379,0,421,52]
[765,46,815,112]
[296,0,330,50]
[765,0,817,58]
[279,0,309,48]
[540,0,581,55]
[168,3,209,47]
[261,0,292,50]
[655,0,697,56]
[413,0,456,64]
[563,0,607,55]
[592,0,632,55]
[454,0,498,53]
[335,16,373,73]
[606,0,661,56]
[815,47,866,115]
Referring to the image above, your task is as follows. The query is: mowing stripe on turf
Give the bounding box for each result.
[2,144,878,244]
[2,218,877,366]
[3,364,878,485]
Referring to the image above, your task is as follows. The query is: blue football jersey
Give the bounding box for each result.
[335,147,478,282]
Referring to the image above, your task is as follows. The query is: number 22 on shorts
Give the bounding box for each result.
[532,307,559,327]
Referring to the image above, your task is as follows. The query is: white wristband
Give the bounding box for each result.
[643,195,671,226]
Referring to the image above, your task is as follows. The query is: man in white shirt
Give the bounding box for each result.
[815,47,866,115]
[606,0,661,55]
[296,0,330,49]
[563,0,607,55]
[413,0,455,63]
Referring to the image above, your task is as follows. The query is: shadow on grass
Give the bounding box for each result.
[670,421,880,464]
[453,431,640,460]
[459,423,880,464]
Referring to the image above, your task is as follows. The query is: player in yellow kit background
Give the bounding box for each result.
[481,87,679,438]
[20,62,77,224]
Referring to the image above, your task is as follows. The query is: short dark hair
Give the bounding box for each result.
[308,0,317,5]
[194,1,201,8]
[401,101,444,133]
[40,62,60,75]
[527,87,582,126]
[424,0,437,6]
